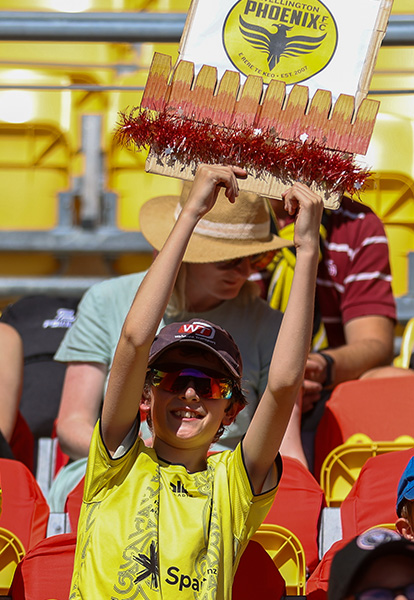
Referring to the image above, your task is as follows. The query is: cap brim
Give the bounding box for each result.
[139,195,292,263]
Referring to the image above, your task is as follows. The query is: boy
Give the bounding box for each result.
[329,528,414,600]
[69,164,323,599]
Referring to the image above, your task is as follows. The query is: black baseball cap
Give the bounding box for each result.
[148,318,243,380]
[329,528,414,600]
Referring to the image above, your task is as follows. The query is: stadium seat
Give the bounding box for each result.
[357,112,414,297]
[233,540,286,600]
[0,526,26,595]
[340,448,414,539]
[264,456,325,574]
[394,317,414,369]
[0,459,49,595]
[0,459,49,553]
[314,377,414,478]
[306,537,349,600]
[320,434,414,507]
[9,532,76,600]
[252,523,307,596]
[65,476,85,533]
[9,412,35,474]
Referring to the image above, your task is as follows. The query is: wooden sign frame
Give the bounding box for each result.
[119,0,394,207]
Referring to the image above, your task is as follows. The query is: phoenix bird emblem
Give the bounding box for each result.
[239,16,327,71]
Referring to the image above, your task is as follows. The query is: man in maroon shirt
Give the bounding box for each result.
[259,195,413,468]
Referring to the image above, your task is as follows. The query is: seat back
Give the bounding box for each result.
[314,377,414,477]
[320,434,414,507]
[252,523,307,596]
[394,317,414,369]
[0,526,25,595]
[65,476,85,533]
[0,459,49,553]
[232,540,286,600]
[10,532,77,600]
[340,448,414,539]
[306,537,350,600]
[264,456,325,574]
[9,412,34,473]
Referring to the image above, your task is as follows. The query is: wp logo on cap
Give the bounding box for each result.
[148,318,242,379]
[177,321,215,340]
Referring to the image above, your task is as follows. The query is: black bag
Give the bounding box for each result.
[1,295,80,439]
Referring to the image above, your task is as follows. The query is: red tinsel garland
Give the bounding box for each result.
[116,108,372,197]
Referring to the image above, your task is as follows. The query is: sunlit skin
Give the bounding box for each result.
[140,348,240,472]
[185,258,254,312]
[396,503,414,541]
[345,555,414,600]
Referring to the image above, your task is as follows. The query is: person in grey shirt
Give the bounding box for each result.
[49,181,290,511]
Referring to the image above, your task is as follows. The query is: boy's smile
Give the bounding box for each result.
[143,347,240,470]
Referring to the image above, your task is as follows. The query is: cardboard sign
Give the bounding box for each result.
[180,0,393,108]
[119,0,393,207]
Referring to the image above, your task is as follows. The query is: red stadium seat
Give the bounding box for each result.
[0,459,49,553]
[233,540,286,600]
[306,538,349,600]
[10,532,76,600]
[10,412,34,474]
[340,447,414,539]
[264,456,325,574]
[314,377,414,477]
[65,476,85,533]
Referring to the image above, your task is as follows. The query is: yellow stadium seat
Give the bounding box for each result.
[0,69,73,280]
[357,112,414,297]
[394,317,414,368]
[252,523,306,596]
[0,69,72,230]
[320,434,414,508]
[390,0,414,13]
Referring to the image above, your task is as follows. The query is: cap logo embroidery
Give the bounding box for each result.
[177,321,215,340]
[356,528,400,551]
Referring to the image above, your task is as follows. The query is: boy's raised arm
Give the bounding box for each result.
[243,183,324,494]
[101,165,246,454]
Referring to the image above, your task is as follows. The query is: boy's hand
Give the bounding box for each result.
[282,182,324,251]
[184,164,247,220]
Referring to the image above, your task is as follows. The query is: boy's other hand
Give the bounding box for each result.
[282,182,323,251]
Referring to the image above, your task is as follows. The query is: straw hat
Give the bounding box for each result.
[139,182,292,263]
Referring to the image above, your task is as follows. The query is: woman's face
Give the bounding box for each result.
[185,258,254,312]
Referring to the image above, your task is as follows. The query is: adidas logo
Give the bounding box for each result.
[170,479,192,497]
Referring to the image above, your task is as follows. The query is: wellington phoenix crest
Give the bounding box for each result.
[223,0,338,85]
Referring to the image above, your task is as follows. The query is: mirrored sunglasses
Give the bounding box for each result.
[150,368,234,400]
[356,584,414,600]
[216,251,276,272]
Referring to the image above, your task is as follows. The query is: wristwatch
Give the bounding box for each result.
[317,352,336,388]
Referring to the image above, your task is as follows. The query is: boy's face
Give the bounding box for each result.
[142,347,239,452]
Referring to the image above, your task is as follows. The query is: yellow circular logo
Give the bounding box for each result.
[223,0,338,85]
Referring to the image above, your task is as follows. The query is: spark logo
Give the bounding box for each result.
[177,321,215,339]
[223,0,338,85]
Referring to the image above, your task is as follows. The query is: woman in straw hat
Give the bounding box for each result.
[48,170,291,512]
